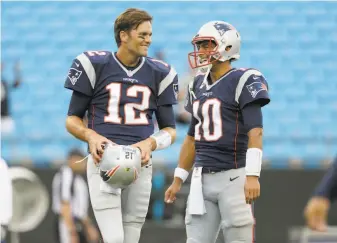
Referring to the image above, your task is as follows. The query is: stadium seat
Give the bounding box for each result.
[2,1,336,167]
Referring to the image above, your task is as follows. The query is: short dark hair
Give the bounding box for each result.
[67,148,85,159]
[114,8,152,47]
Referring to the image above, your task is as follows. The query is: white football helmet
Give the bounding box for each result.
[99,144,141,188]
[188,21,241,69]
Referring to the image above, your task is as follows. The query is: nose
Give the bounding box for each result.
[145,35,152,45]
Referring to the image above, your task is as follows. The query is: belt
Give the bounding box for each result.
[201,167,231,174]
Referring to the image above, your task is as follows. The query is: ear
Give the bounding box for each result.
[120,31,129,44]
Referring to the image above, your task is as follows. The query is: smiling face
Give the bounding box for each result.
[114,8,153,57]
[124,21,152,57]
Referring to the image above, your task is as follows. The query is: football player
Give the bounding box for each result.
[64,8,178,243]
[165,21,270,243]
[304,157,337,232]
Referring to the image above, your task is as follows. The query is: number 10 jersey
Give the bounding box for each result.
[185,68,270,170]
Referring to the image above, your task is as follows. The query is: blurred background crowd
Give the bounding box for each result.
[1,1,337,243]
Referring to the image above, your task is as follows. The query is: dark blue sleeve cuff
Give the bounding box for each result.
[155,105,176,129]
[241,103,263,131]
[313,158,337,201]
[67,91,91,118]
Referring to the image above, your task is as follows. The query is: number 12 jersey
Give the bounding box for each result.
[64,51,179,145]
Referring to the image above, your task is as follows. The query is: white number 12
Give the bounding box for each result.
[104,83,151,125]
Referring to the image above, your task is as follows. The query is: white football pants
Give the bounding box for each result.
[87,156,152,243]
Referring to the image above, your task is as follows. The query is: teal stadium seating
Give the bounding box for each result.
[2,2,337,167]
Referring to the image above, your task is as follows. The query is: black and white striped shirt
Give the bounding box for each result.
[52,166,88,220]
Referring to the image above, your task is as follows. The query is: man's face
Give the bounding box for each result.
[126,21,152,57]
[196,40,217,61]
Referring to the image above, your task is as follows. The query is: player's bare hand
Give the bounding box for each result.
[244,176,260,204]
[304,196,330,232]
[85,129,112,164]
[131,138,155,166]
[165,178,182,203]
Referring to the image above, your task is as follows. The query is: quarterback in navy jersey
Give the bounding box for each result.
[65,8,178,243]
[165,21,270,243]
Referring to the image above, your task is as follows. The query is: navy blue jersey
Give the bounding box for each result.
[185,68,270,170]
[65,51,178,145]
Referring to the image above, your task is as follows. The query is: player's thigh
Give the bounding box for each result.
[218,169,254,228]
[87,156,124,242]
[121,164,152,223]
[87,155,121,210]
[185,198,221,243]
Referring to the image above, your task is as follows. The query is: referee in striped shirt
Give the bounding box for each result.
[52,148,99,243]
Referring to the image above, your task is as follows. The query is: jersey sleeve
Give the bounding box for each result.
[235,69,270,109]
[184,80,195,114]
[313,157,337,202]
[64,53,97,97]
[157,66,179,106]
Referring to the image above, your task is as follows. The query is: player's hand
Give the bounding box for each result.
[85,129,112,164]
[244,176,260,204]
[131,138,155,166]
[86,225,100,242]
[304,196,330,232]
[164,178,182,203]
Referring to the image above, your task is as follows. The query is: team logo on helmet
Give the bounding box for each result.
[213,22,234,36]
[101,165,121,182]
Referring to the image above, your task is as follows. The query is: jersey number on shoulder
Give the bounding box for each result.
[104,83,151,125]
[193,99,222,141]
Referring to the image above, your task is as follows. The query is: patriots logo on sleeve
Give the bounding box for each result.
[246,81,268,98]
[213,22,234,36]
[67,68,82,85]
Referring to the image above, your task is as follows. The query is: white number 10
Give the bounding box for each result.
[104,83,151,125]
[193,98,223,141]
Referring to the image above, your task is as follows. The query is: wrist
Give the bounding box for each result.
[150,130,172,150]
[173,177,183,184]
[84,129,95,142]
[245,148,262,177]
[147,137,157,151]
[174,167,189,183]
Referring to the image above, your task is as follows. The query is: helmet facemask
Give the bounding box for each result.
[188,36,222,69]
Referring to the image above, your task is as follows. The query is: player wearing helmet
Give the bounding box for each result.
[64,8,178,243]
[165,21,270,243]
